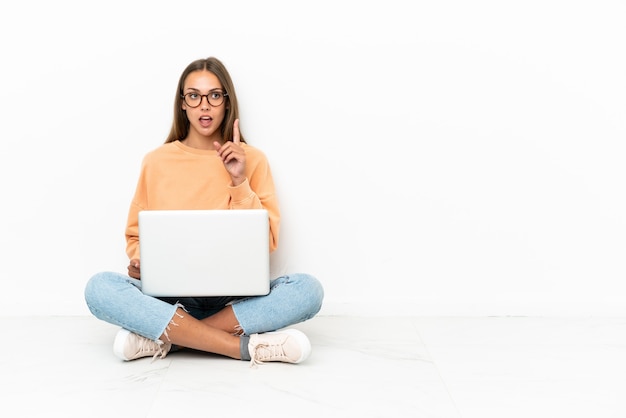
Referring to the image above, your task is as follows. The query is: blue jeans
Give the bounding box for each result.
[84,271,324,341]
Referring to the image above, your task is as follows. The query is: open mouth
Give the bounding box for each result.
[199,116,212,127]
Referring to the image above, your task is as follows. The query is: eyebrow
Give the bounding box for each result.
[184,87,224,93]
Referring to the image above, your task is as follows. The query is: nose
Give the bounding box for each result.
[201,95,211,109]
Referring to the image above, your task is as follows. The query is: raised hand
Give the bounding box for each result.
[214,119,246,186]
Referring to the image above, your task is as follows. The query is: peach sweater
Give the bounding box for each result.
[125,140,280,260]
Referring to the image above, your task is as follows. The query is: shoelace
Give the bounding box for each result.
[150,343,169,362]
[249,341,287,367]
[134,337,170,362]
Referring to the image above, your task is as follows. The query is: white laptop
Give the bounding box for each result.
[138,209,270,297]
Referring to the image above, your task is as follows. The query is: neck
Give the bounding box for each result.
[182,132,222,150]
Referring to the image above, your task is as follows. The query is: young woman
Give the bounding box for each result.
[84,57,324,366]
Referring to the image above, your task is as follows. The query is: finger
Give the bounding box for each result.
[221,147,237,164]
[233,119,240,144]
[215,142,234,159]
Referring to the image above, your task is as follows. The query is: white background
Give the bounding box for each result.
[0,0,624,317]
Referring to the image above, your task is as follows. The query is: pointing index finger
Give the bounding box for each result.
[233,119,240,144]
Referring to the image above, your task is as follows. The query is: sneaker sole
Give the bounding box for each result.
[282,328,312,363]
[113,328,132,361]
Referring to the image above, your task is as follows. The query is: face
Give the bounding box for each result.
[181,70,228,143]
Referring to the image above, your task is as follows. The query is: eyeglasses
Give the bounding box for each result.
[181,91,228,108]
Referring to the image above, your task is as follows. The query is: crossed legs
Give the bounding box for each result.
[161,306,242,359]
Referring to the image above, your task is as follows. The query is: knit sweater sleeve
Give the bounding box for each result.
[228,146,281,252]
[125,156,149,261]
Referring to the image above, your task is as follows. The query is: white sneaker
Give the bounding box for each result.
[248,329,311,366]
[113,328,171,361]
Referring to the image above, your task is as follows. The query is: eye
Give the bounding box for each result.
[188,93,200,100]
[210,92,222,100]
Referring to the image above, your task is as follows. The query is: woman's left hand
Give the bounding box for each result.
[214,119,246,186]
[127,259,141,279]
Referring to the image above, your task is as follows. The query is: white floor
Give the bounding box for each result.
[2,316,625,418]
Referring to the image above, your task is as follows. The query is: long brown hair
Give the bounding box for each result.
[164,57,246,144]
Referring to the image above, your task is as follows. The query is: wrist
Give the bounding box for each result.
[231,176,246,187]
